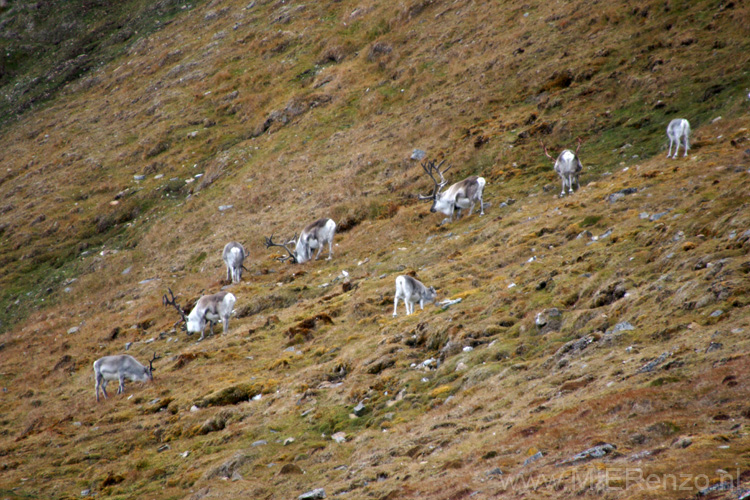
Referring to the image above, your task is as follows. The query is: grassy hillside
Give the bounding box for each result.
[0,0,749,498]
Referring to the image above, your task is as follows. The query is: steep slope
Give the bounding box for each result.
[0,0,749,499]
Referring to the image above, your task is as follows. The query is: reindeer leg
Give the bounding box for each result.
[118,376,125,395]
[393,296,399,317]
[327,240,333,260]
[314,245,323,261]
[419,299,424,311]
[667,138,673,158]
[198,325,206,342]
[223,315,230,335]
[683,135,689,157]
[227,266,231,282]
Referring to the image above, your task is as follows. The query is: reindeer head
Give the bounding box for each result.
[418,159,452,212]
[264,233,298,264]
[146,352,160,381]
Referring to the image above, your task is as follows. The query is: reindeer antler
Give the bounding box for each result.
[264,233,297,263]
[162,288,187,327]
[575,137,583,156]
[540,140,554,160]
[418,159,451,200]
[149,352,160,372]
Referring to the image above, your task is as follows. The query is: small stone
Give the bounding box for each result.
[81,490,91,497]
[252,440,268,447]
[353,402,366,417]
[411,149,427,160]
[639,212,650,219]
[230,471,243,481]
[299,488,326,500]
[710,309,724,318]
[190,405,200,412]
[133,175,146,181]
[67,326,79,334]
[218,205,233,212]
[650,211,669,221]
[486,467,503,476]
[331,432,346,443]
[673,436,693,449]
[180,451,190,458]
[157,444,170,453]
[706,342,723,353]
[125,342,132,350]
[455,362,468,372]
[283,437,295,446]
[462,346,473,352]
[523,451,543,466]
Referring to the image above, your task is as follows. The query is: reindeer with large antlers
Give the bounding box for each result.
[418,159,486,223]
[264,218,337,264]
[163,288,236,341]
[541,138,583,197]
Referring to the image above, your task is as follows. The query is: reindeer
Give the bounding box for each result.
[418,160,485,223]
[666,118,691,158]
[264,218,337,264]
[222,241,247,283]
[541,138,583,197]
[393,275,437,316]
[163,289,235,341]
[93,353,158,402]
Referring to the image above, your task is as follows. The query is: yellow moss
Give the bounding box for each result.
[430,385,453,398]
[453,288,480,300]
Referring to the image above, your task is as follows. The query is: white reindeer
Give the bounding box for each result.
[222,241,247,283]
[93,353,158,402]
[393,275,437,316]
[541,138,583,197]
[667,118,690,158]
[264,218,337,264]
[186,291,236,341]
[418,160,485,223]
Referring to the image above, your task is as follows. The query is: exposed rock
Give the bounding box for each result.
[523,451,543,466]
[299,488,326,499]
[557,443,616,465]
[607,188,637,203]
[535,308,561,334]
[411,149,426,160]
[252,440,267,447]
[204,452,252,480]
[554,334,596,359]
[706,342,723,353]
[591,281,627,308]
[637,352,670,373]
[672,436,692,448]
[198,415,226,435]
[649,211,670,221]
[486,467,503,476]
[440,341,462,360]
[606,321,635,334]
[353,402,367,417]
[331,432,346,443]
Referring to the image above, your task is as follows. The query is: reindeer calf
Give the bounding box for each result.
[393,275,437,316]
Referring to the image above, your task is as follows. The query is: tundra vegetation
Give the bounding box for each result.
[0,0,749,499]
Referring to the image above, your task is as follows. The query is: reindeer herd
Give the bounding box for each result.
[93,119,692,400]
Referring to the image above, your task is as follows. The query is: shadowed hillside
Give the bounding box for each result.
[0,0,749,498]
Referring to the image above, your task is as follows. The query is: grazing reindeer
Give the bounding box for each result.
[186,292,237,341]
[541,138,583,197]
[93,353,158,402]
[222,241,247,283]
[393,275,437,316]
[666,118,690,158]
[264,218,337,264]
[418,160,485,223]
